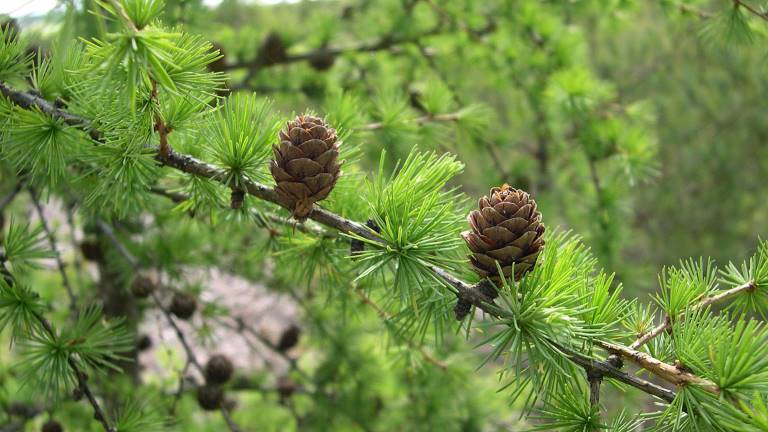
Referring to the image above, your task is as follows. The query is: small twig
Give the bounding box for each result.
[224,316,311,381]
[630,280,756,350]
[28,188,78,314]
[64,201,86,288]
[596,340,720,394]
[0,181,26,213]
[223,25,446,72]
[678,3,715,19]
[169,359,191,415]
[733,0,768,22]
[586,368,601,408]
[354,111,466,132]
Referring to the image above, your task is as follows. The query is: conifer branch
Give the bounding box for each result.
[0,263,115,432]
[1,82,725,408]
[0,181,25,213]
[553,342,675,403]
[733,0,768,22]
[411,39,513,182]
[28,188,78,313]
[630,280,757,350]
[222,26,446,73]
[355,111,466,131]
[595,340,720,394]
[677,3,715,19]
[95,220,242,432]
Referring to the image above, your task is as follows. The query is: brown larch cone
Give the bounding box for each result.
[276,324,301,352]
[169,292,197,320]
[41,420,63,432]
[197,385,224,411]
[259,31,287,65]
[270,114,342,220]
[204,354,234,385]
[455,184,545,320]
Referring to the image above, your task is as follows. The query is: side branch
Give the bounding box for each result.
[222,26,449,72]
[631,280,756,350]
[596,340,720,395]
[0,261,114,432]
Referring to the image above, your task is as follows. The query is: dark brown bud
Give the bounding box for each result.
[197,385,224,411]
[130,275,156,299]
[169,293,197,320]
[204,354,234,385]
[41,420,63,432]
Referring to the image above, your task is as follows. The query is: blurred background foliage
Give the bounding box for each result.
[1,0,767,430]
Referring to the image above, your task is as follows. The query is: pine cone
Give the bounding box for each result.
[259,31,287,65]
[204,354,234,385]
[169,293,197,320]
[270,115,342,220]
[455,185,545,320]
[309,50,335,71]
[41,420,63,432]
[276,324,301,352]
[79,240,103,262]
[136,334,152,351]
[276,376,297,401]
[197,385,224,411]
[130,275,156,299]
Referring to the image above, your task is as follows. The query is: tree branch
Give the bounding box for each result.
[0,262,114,432]
[733,0,768,22]
[222,26,447,73]
[2,82,693,405]
[28,188,78,314]
[355,111,466,131]
[630,280,756,350]
[0,180,25,213]
[596,340,719,395]
[95,220,241,432]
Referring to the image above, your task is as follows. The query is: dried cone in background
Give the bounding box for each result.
[197,385,224,411]
[276,324,301,352]
[79,240,103,262]
[204,354,234,385]
[270,115,342,220]
[455,184,545,320]
[41,420,63,432]
[259,31,287,65]
[130,275,156,299]
[169,292,197,320]
[136,334,152,351]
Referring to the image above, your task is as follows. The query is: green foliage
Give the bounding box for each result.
[203,93,279,188]
[528,384,603,431]
[0,279,46,344]
[353,150,465,296]
[1,219,54,274]
[720,239,768,317]
[80,140,160,216]
[0,26,31,82]
[0,103,84,185]
[654,258,717,319]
